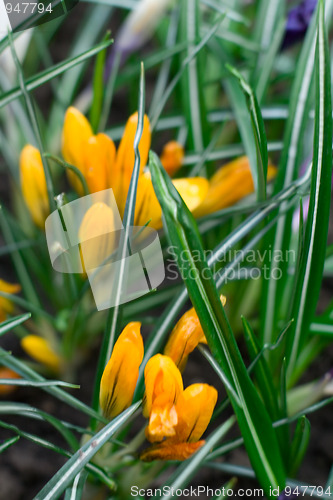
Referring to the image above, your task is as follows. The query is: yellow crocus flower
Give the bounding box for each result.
[164,295,226,370]
[100,322,144,419]
[20,145,49,229]
[21,335,61,372]
[143,354,183,442]
[61,107,208,229]
[0,279,21,323]
[141,382,217,461]
[194,156,277,218]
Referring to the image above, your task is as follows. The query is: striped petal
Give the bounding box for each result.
[99,322,144,419]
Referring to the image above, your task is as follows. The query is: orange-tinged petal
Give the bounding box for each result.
[114,112,151,215]
[173,178,209,212]
[62,107,93,194]
[146,399,178,443]
[21,335,61,372]
[83,133,116,193]
[143,354,183,418]
[78,202,116,272]
[0,367,21,396]
[160,141,184,177]
[20,145,49,229]
[193,156,277,217]
[140,440,205,462]
[164,295,226,369]
[175,384,217,442]
[100,322,144,419]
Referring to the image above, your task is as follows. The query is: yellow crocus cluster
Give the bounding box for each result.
[99,301,219,461]
[19,107,276,231]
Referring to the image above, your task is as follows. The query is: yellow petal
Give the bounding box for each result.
[140,440,205,462]
[21,335,61,372]
[83,133,116,193]
[20,145,49,229]
[164,295,226,369]
[0,367,21,397]
[173,178,209,212]
[135,171,163,229]
[78,202,116,272]
[0,280,21,323]
[175,384,217,442]
[100,322,144,419]
[193,156,277,217]
[160,141,184,177]
[62,107,93,194]
[114,112,151,215]
[143,354,183,418]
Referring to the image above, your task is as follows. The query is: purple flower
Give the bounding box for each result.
[283,0,317,48]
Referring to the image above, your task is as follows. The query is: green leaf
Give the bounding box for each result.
[180,0,210,155]
[0,39,113,110]
[261,0,333,348]
[286,0,333,381]
[0,348,106,423]
[149,152,286,496]
[225,64,268,201]
[33,402,140,500]
[289,416,311,477]
[0,313,31,336]
[90,32,111,133]
[0,435,20,453]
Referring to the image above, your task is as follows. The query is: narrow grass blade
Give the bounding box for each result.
[225,65,268,201]
[180,0,210,154]
[90,32,111,133]
[0,207,40,307]
[261,0,333,347]
[159,418,235,498]
[33,402,140,500]
[289,416,311,477]
[0,347,107,423]
[286,0,333,380]
[0,435,20,453]
[0,313,31,336]
[149,152,286,496]
[0,39,113,110]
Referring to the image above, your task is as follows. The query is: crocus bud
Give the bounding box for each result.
[62,107,93,194]
[0,279,21,323]
[100,322,144,419]
[21,335,61,372]
[114,112,151,215]
[83,134,116,193]
[164,295,226,370]
[20,145,49,229]
[0,367,21,396]
[160,141,184,177]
